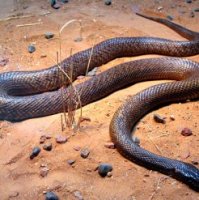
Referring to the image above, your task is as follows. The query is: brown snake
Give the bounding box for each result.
[0,13,199,190]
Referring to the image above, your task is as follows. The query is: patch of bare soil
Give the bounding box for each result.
[0,0,198,199]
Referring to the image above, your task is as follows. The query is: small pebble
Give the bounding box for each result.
[23,5,28,9]
[153,114,166,124]
[80,116,91,122]
[185,0,192,3]
[9,191,19,198]
[189,11,195,18]
[157,6,163,11]
[41,54,47,58]
[181,128,192,136]
[104,0,112,5]
[51,0,60,9]
[170,115,175,121]
[40,163,48,168]
[80,148,90,158]
[28,44,36,53]
[87,67,98,76]
[43,143,53,151]
[40,134,52,143]
[0,58,9,67]
[74,37,83,42]
[181,150,190,159]
[67,159,76,165]
[73,146,81,151]
[104,142,115,149]
[45,191,59,200]
[45,32,54,39]
[56,135,68,144]
[40,135,47,144]
[73,190,84,200]
[98,163,113,177]
[45,134,52,139]
[107,171,113,177]
[40,167,49,177]
[30,147,41,159]
[132,136,140,145]
[191,160,198,165]
[166,15,174,21]
[194,8,199,12]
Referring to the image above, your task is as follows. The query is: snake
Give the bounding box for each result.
[0,13,199,190]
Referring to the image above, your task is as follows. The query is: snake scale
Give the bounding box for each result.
[0,13,199,190]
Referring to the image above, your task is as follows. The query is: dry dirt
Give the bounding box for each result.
[0,0,199,199]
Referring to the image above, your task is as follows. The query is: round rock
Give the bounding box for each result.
[45,32,54,39]
[98,163,113,177]
[45,191,59,200]
[28,44,36,53]
[104,0,112,5]
[43,143,53,151]
[181,128,192,136]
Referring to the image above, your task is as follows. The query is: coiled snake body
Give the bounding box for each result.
[0,14,199,190]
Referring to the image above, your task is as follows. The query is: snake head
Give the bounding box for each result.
[174,162,199,191]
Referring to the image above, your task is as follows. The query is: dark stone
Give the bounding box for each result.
[67,159,76,165]
[185,0,192,3]
[43,143,53,151]
[181,128,192,136]
[30,147,41,159]
[98,163,113,177]
[80,148,90,159]
[51,0,61,9]
[45,32,54,39]
[28,44,36,53]
[104,0,112,5]
[194,8,199,12]
[191,160,198,165]
[166,15,174,21]
[153,114,166,124]
[45,191,59,200]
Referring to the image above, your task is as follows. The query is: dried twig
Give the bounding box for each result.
[145,124,163,155]
[16,22,43,27]
[58,19,84,133]
[0,14,33,22]
[149,177,168,200]
[146,133,163,155]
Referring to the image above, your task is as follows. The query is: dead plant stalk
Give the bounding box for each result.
[58,19,84,133]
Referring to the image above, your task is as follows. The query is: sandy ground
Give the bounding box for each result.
[0,0,199,199]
